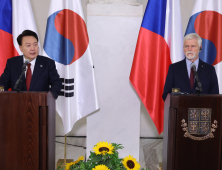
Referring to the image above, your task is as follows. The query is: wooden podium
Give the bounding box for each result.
[0,92,55,170]
[163,94,222,170]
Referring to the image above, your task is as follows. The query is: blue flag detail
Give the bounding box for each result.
[141,0,167,37]
[0,0,12,34]
[43,10,75,65]
[185,12,216,65]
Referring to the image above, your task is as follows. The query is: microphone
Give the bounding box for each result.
[14,59,30,92]
[191,63,202,94]
[22,59,30,71]
[191,63,196,73]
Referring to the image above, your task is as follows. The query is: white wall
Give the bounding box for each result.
[86,3,143,160]
[30,0,195,137]
[30,0,195,49]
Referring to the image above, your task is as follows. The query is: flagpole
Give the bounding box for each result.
[56,135,73,168]
[64,135,67,164]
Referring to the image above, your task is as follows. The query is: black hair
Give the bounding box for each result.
[17,30,38,46]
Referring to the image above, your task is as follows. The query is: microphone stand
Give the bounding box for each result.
[193,71,202,94]
[14,67,26,93]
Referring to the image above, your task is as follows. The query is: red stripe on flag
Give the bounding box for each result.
[130,27,171,134]
[0,29,19,75]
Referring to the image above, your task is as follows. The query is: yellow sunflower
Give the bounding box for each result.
[93,141,114,155]
[92,164,110,170]
[65,156,84,170]
[65,162,74,170]
[75,156,84,163]
[122,155,140,170]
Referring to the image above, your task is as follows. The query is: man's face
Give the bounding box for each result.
[19,36,39,62]
[183,38,200,62]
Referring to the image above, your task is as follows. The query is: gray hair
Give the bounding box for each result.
[183,33,202,47]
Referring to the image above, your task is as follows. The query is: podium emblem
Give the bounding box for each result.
[188,108,211,134]
[181,108,218,140]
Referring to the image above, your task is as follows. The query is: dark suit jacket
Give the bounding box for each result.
[162,58,219,101]
[0,55,62,99]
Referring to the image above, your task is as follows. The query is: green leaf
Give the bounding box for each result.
[56,163,65,170]
[70,142,141,170]
[91,155,103,162]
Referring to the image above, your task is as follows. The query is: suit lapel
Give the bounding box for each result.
[29,56,43,91]
[180,59,192,91]
[197,59,205,79]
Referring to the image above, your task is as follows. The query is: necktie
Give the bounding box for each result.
[26,63,32,91]
[190,64,194,89]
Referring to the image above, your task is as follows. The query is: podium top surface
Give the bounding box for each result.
[0,91,53,106]
[170,94,222,108]
[0,91,47,94]
[171,93,222,97]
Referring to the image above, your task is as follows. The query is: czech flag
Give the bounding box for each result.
[0,0,40,76]
[0,0,17,75]
[43,0,99,135]
[130,0,184,134]
[185,0,222,93]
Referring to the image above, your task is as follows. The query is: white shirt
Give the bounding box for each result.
[23,56,36,77]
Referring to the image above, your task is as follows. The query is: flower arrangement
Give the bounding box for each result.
[57,141,148,170]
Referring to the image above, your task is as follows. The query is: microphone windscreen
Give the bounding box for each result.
[191,63,196,71]
[24,59,30,64]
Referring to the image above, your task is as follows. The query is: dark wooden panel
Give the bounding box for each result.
[169,95,222,170]
[167,108,177,170]
[47,92,55,170]
[0,92,39,170]
[0,92,55,170]
[39,106,47,170]
[38,92,47,106]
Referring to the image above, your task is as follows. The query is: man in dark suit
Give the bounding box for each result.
[0,30,62,99]
[162,33,219,101]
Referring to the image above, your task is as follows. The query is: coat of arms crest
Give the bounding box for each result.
[181,108,218,140]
